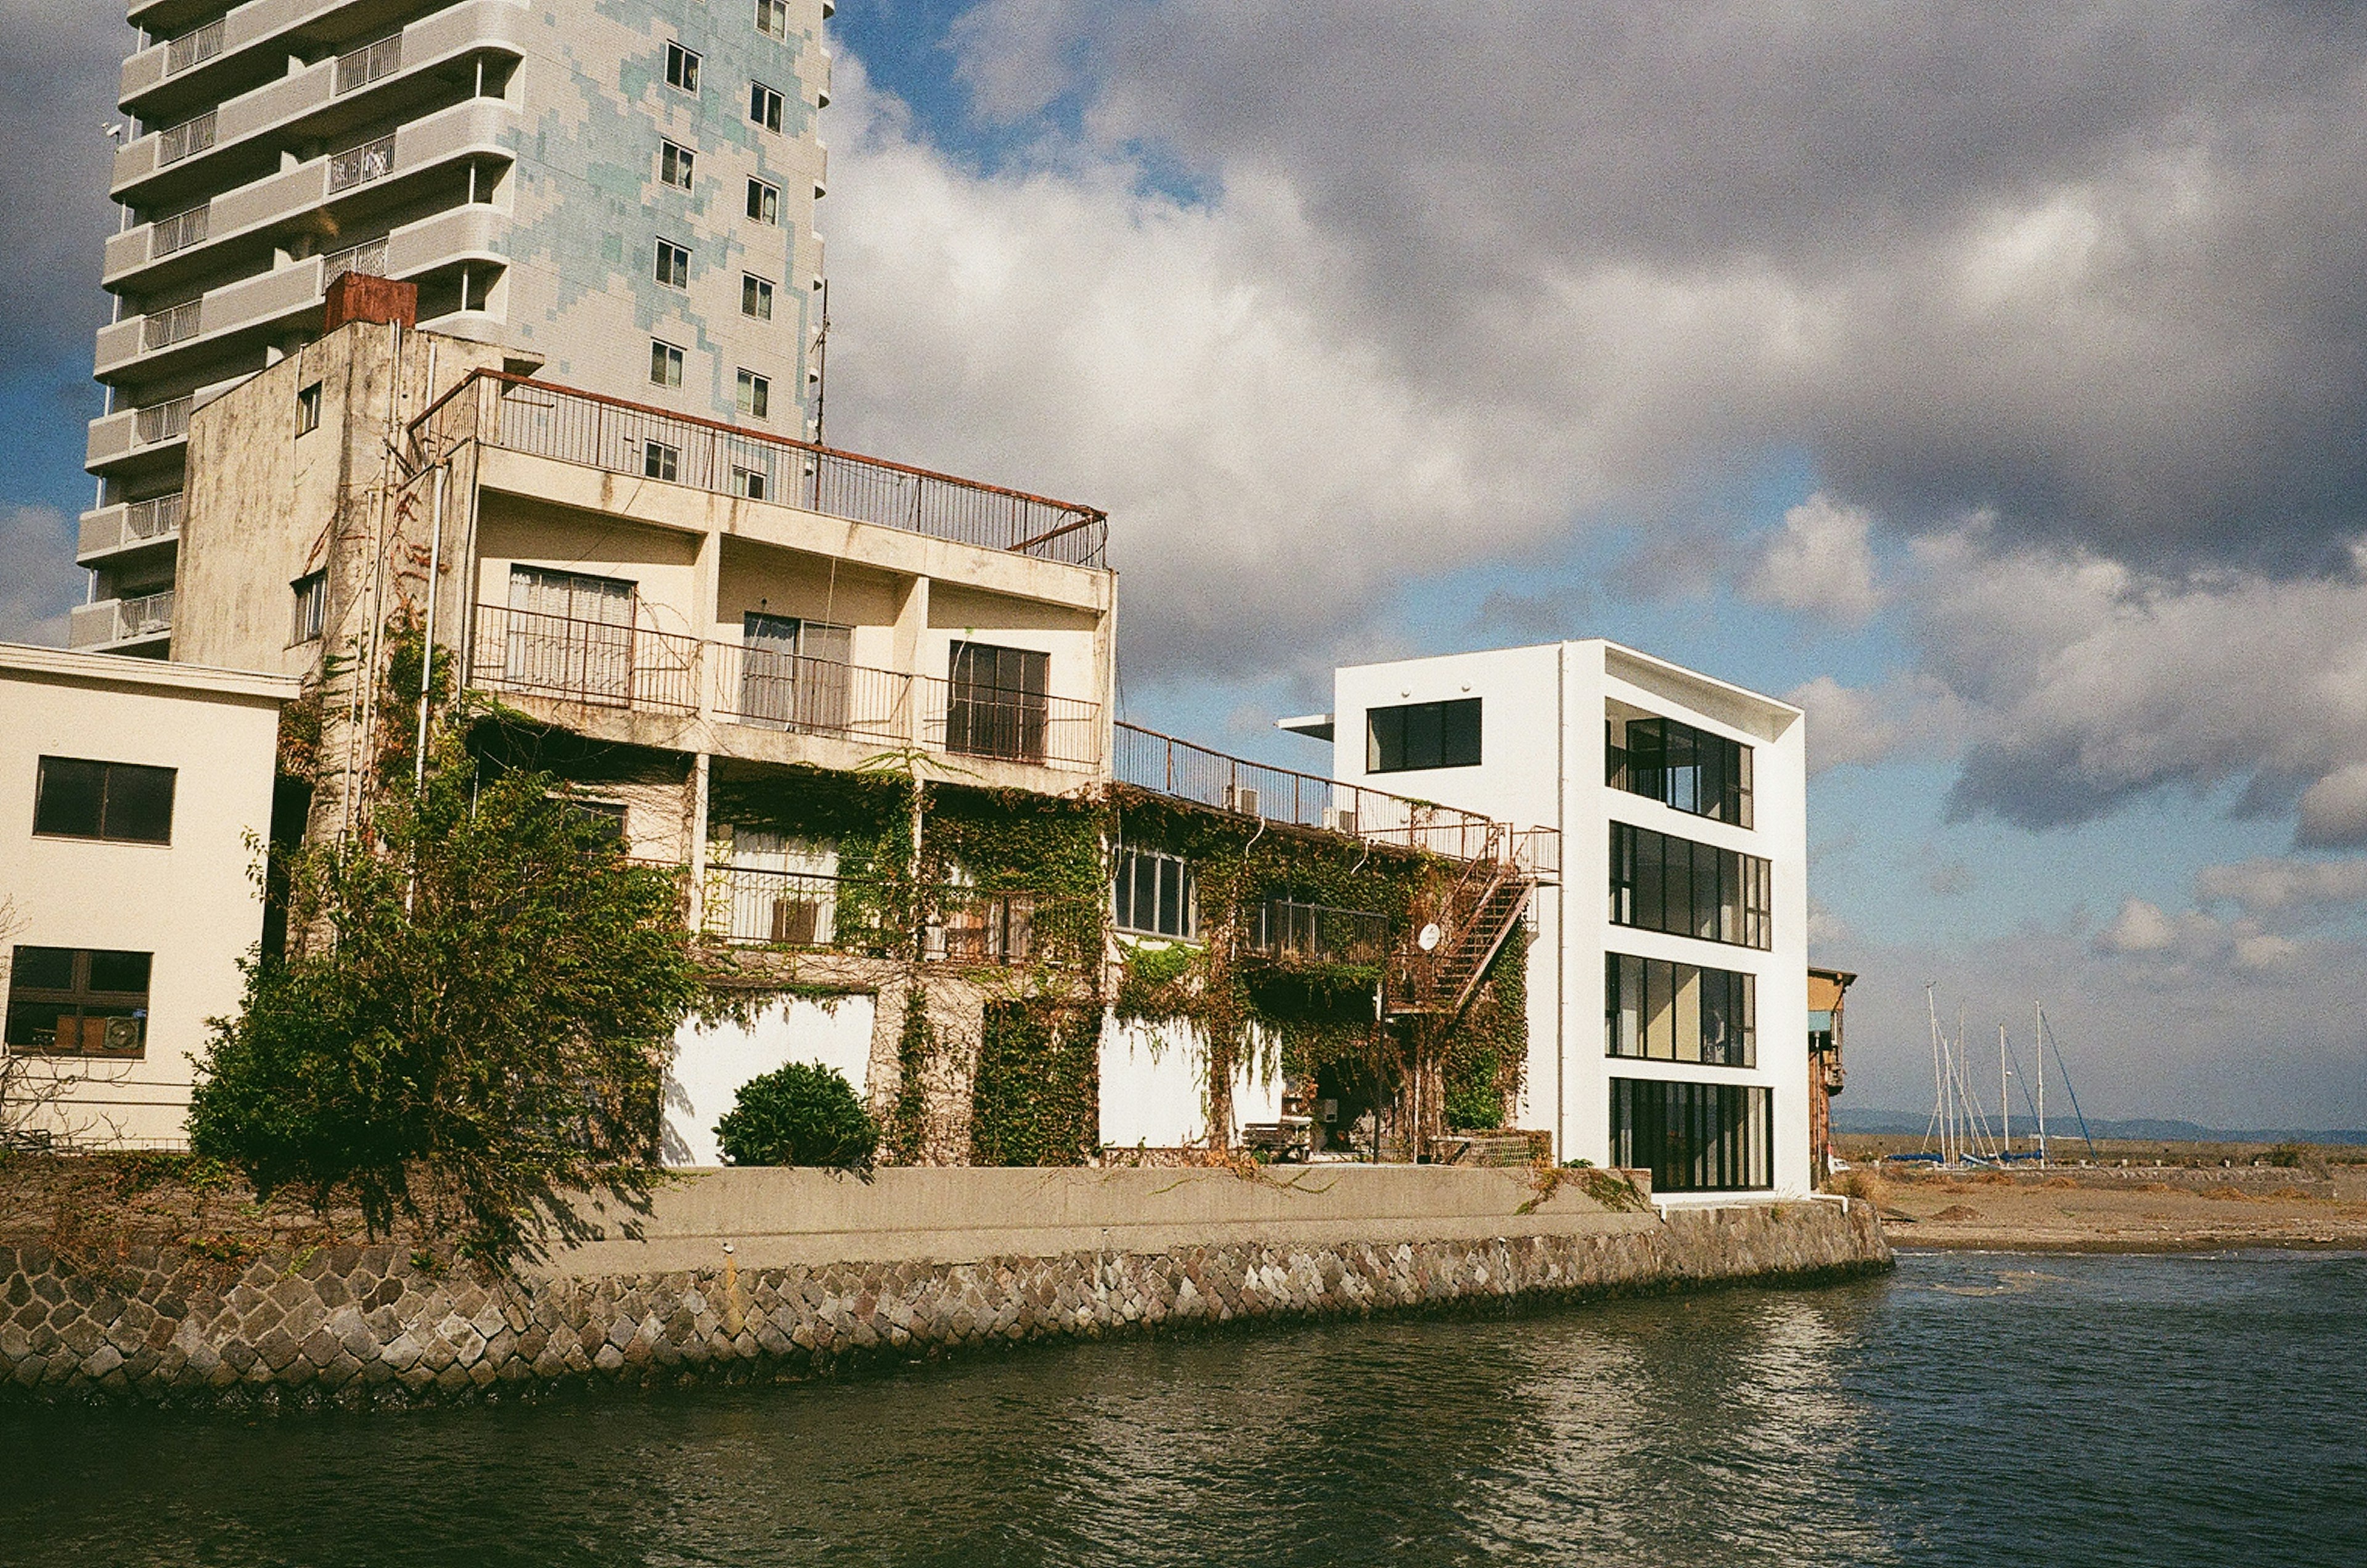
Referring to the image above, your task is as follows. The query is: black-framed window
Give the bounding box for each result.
[290,570,327,643]
[1605,952,1756,1066]
[1610,1078,1771,1191]
[946,641,1049,764]
[32,757,175,844]
[665,41,700,92]
[1367,698,1481,774]
[1112,844,1196,939]
[1608,714,1752,828]
[1608,822,1770,950]
[5,946,151,1058]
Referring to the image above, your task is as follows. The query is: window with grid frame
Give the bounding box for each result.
[31,757,174,844]
[1112,844,1198,940]
[659,140,695,189]
[643,440,680,481]
[4,946,152,1058]
[946,641,1050,764]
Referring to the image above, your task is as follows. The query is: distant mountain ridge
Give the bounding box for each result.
[1830,1106,2367,1146]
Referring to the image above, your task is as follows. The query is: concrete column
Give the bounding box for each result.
[687,750,711,934]
[890,571,931,745]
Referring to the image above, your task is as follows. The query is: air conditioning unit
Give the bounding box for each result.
[100,1017,142,1054]
[1324,807,1359,836]
[1224,784,1261,817]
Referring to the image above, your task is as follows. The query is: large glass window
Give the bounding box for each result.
[1609,1077,1771,1191]
[1608,713,1753,828]
[1605,952,1755,1066]
[1366,698,1481,773]
[1111,844,1197,940]
[738,612,851,732]
[5,946,151,1057]
[946,641,1049,764]
[1608,822,1770,950]
[32,757,175,844]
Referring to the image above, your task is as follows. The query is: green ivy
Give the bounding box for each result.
[969,1002,1100,1166]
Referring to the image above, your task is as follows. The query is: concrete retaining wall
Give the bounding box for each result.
[0,1169,1891,1406]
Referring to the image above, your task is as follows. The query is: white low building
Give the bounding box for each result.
[1285,639,1809,1198]
[0,643,300,1149]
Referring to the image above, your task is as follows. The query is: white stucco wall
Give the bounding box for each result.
[666,992,876,1167]
[1098,1015,1285,1151]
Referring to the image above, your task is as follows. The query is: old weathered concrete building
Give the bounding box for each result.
[81,0,833,656]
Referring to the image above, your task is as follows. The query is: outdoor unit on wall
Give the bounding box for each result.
[1224,784,1261,817]
[1324,806,1359,836]
[101,1018,142,1053]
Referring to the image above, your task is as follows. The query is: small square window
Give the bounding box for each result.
[296,381,322,435]
[754,0,788,40]
[732,465,768,500]
[736,369,770,420]
[644,440,680,481]
[659,140,694,189]
[666,42,700,93]
[741,274,774,321]
[654,239,690,288]
[290,570,326,644]
[650,339,684,388]
[746,178,780,225]
[750,81,783,133]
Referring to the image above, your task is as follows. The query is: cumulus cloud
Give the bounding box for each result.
[0,505,79,645]
[2195,856,2367,917]
[1745,493,1881,623]
[2093,896,2299,976]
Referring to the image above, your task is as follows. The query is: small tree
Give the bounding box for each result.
[189,725,715,1257]
[714,1061,878,1169]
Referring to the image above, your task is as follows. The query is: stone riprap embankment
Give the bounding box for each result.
[1,1167,1889,1405]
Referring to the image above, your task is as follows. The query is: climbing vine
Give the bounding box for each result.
[968,1002,1101,1165]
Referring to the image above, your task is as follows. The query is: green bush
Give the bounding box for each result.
[714,1061,878,1169]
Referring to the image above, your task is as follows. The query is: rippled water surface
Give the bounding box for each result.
[5,1250,2363,1566]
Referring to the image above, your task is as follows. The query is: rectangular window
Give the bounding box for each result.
[654,239,690,288]
[659,140,694,189]
[6,946,152,1058]
[746,178,780,224]
[665,42,700,93]
[650,339,684,387]
[732,465,767,500]
[643,440,680,481]
[946,640,1050,764]
[1111,844,1198,940]
[735,369,770,420]
[31,757,174,844]
[1609,1078,1772,1192]
[505,566,636,704]
[1609,713,1754,829]
[1608,822,1771,950]
[1605,953,1756,1067]
[738,612,851,732]
[750,81,783,132]
[1365,697,1482,774]
[296,381,322,435]
[754,0,789,39]
[742,273,774,320]
[290,570,327,644]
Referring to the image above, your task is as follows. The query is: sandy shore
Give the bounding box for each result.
[1852,1167,2367,1252]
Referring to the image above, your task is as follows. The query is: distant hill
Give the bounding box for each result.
[1830,1106,2367,1146]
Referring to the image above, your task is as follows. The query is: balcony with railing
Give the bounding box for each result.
[701,865,1047,966]
[417,372,1110,570]
[68,590,175,651]
[76,492,184,563]
[465,603,1105,773]
[1244,899,1394,966]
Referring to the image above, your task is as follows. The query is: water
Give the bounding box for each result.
[4,1250,2362,1567]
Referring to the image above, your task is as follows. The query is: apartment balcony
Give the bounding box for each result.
[68,592,175,654]
[701,866,1051,967]
[1243,899,1395,966]
[121,0,507,119]
[112,1,527,219]
[465,603,1106,775]
[76,492,184,568]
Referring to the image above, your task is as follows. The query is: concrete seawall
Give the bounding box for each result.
[0,1169,1891,1406]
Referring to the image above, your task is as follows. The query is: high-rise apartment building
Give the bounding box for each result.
[76,0,833,657]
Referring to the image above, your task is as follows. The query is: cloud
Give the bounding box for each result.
[1786,671,1963,774]
[0,2,126,366]
[1744,493,1881,623]
[2093,895,2299,976]
[2196,856,2367,917]
[2095,897,2178,955]
[0,504,79,645]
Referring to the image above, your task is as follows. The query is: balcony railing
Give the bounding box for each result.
[322,236,389,285]
[1245,899,1393,965]
[414,371,1110,569]
[72,590,176,648]
[157,110,217,166]
[703,865,1044,966]
[142,299,203,351]
[465,602,1105,772]
[135,396,193,447]
[165,18,224,75]
[334,35,403,94]
[152,203,209,258]
[121,492,184,547]
[328,133,395,193]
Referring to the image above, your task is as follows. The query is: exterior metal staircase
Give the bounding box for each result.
[1386,824,1542,1019]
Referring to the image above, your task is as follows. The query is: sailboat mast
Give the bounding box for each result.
[2036,1002,2048,1169]
[2000,1024,2010,1154]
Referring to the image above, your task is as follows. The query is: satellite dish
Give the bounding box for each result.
[1417,923,1443,952]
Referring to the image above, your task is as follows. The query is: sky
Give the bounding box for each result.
[8,1,2367,1128]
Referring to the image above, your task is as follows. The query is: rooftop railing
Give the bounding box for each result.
[414,371,1109,569]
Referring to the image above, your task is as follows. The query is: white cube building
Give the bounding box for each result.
[1290,640,1809,1198]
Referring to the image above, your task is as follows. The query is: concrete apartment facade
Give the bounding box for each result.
[81,0,833,657]
[0,643,300,1148]
[1286,641,1812,1197]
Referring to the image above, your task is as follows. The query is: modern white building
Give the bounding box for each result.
[1283,639,1810,1198]
[0,643,301,1148]
[84,0,834,656]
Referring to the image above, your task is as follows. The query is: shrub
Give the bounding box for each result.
[715,1061,878,1169]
